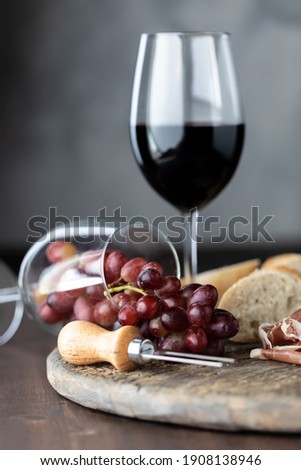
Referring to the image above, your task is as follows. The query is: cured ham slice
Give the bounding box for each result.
[250,309,301,365]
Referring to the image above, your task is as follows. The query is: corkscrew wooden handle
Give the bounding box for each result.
[57,320,142,372]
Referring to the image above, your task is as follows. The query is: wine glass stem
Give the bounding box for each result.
[182,209,198,282]
[0,286,22,304]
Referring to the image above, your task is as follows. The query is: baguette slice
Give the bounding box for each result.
[262,253,301,276]
[192,258,260,302]
[219,269,301,343]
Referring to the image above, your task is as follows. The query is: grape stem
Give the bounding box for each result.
[106,285,147,296]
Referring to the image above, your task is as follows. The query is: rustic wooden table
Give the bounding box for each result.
[1,313,301,450]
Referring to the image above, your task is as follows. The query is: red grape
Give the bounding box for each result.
[186,302,212,327]
[188,284,218,309]
[184,327,208,353]
[137,268,163,291]
[138,320,155,340]
[85,283,106,301]
[205,309,239,339]
[155,276,181,298]
[161,306,189,332]
[179,283,202,302]
[38,300,67,324]
[65,287,86,298]
[149,316,168,337]
[163,295,186,309]
[120,257,147,283]
[94,299,118,328]
[73,295,96,322]
[47,291,75,314]
[159,333,186,352]
[118,301,139,326]
[142,261,163,276]
[202,337,225,357]
[104,250,129,283]
[46,241,77,264]
[111,292,133,309]
[136,294,162,319]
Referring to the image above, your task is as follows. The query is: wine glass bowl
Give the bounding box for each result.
[0,222,180,344]
[130,32,245,279]
[18,224,113,335]
[0,262,23,346]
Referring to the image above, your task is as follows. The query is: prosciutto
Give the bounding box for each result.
[250,309,301,365]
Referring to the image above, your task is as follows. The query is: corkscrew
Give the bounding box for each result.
[57,321,234,372]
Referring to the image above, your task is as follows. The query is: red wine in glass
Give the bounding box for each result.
[130,32,245,280]
[130,123,244,211]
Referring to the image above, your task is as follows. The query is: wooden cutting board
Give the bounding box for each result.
[47,343,301,433]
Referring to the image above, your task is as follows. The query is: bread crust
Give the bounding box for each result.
[263,264,301,281]
[262,253,301,275]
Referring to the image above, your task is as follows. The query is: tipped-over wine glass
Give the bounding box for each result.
[130,32,245,281]
[0,222,180,346]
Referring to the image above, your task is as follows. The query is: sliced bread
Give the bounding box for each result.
[218,269,301,343]
[193,258,260,302]
[261,253,301,276]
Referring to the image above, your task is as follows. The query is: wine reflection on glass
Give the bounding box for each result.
[130,32,245,281]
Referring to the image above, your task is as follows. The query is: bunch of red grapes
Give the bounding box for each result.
[37,242,239,357]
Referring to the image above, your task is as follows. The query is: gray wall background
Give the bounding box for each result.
[1,0,301,251]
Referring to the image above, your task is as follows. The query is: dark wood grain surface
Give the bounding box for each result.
[1,313,301,450]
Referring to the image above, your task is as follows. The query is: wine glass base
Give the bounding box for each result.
[0,261,24,346]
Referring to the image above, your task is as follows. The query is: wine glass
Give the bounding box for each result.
[0,262,23,346]
[0,222,180,345]
[130,32,245,281]
[0,223,115,345]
